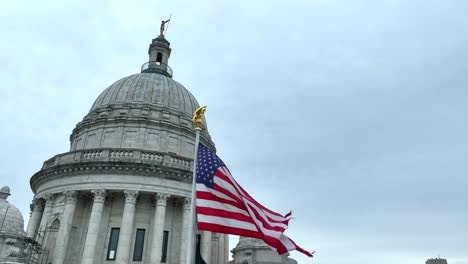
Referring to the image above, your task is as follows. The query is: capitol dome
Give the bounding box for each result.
[26,33,228,264]
[89,73,200,117]
[69,36,213,155]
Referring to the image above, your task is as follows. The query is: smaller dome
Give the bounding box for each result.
[232,237,297,264]
[0,187,25,236]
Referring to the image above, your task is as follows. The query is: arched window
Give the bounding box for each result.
[49,218,60,232]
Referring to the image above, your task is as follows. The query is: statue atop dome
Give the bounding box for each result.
[160,16,171,37]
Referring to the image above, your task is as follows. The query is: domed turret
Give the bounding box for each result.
[0,186,26,263]
[0,186,25,236]
[231,237,298,264]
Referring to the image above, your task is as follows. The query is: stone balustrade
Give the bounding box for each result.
[41,148,192,171]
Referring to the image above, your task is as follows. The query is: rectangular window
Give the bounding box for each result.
[107,228,120,260]
[133,229,146,261]
[161,231,169,263]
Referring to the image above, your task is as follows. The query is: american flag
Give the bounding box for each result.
[195,143,314,257]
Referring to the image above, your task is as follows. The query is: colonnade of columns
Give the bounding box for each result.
[26,190,213,264]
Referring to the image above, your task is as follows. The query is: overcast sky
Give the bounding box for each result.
[1,1,468,263]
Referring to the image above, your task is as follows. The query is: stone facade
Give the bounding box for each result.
[26,35,228,264]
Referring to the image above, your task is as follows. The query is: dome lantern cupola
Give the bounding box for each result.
[0,186,11,200]
[141,36,173,77]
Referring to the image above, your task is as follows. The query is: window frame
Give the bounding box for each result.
[161,230,169,263]
[132,228,146,261]
[106,227,120,260]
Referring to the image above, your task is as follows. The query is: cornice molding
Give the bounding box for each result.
[30,160,192,193]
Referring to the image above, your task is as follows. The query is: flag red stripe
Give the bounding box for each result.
[196,191,245,211]
[212,184,244,205]
[197,222,261,239]
[219,170,290,230]
[197,207,256,224]
[218,168,292,222]
[245,202,288,232]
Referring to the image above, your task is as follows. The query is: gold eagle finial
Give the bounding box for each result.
[192,106,207,131]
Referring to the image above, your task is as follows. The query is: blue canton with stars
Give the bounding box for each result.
[196,144,225,189]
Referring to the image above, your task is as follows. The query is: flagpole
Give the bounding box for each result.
[187,106,207,264]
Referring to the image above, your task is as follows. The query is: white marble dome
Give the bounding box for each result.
[90,73,201,117]
[0,186,25,236]
[69,71,213,156]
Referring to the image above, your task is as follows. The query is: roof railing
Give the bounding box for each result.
[141,62,173,77]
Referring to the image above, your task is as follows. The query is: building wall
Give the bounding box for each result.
[29,190,227,264]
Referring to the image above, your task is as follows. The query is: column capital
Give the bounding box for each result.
[31,198,45,212]
[124,190,139,204]
[182,197,191,210]
[91,189,107,203]
[154,193,170,207]
[64,191,78,204]
[43,193,56,207]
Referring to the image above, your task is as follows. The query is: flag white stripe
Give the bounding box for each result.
[214,176,239,198]
[222,168,291,226]
[196,183,237,203]
[197,214,258,232]
[244,199,288,229]
[220,166,292,222]
[197,199,249,216]
[244,202,296,250]
[219,166,297,252]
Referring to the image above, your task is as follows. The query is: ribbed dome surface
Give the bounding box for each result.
[90,73,200,116]
[0,187,25,236]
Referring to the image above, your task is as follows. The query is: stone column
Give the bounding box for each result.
[26,198,44,238]
[81,190,107,264]
[217,233,225,264]
[52,191,78,264]
[149,193,170,264]
[116,190,139,264]
[224,234,229,264]
[179,197,191,264]
[36,193,55,241]
[201,231,211,264]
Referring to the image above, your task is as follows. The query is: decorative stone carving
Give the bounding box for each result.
[183,197,191,210]
[43,193,56,207]
[124,190,139,203]
[154,193,170,207]
[91,189,107,203]
[31,198,45,212]
[64,191,78,204]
